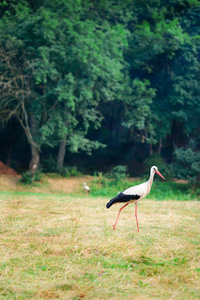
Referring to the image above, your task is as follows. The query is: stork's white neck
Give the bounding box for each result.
[147,169,155,188]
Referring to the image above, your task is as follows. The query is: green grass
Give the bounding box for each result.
[0,187,199,299]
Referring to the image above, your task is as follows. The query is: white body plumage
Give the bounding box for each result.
[122,166,158,202]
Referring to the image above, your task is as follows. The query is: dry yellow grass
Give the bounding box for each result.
[0,174,94,194]
[0,179,199,299]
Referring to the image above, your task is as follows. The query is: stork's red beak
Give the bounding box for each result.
[155,170,165,180]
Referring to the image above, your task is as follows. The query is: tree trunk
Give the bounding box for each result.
[157,138,162,155]
[6,141,13,166]
[149,143,153,156]
[28,114,40,174]
[29,143,40,173]
[115,121,120,149]
[57,135,67,170]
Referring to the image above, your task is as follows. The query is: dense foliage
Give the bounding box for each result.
[0,0,200,183]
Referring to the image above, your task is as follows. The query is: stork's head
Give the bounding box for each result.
[151,166,165,180]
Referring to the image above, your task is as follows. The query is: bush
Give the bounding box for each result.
[105,165,128,181]
[59,166,81,178]
[173,141,200,188]
[20,170,42,185]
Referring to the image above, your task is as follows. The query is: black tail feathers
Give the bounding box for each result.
[106,194,121,208]
[106,192,140,208]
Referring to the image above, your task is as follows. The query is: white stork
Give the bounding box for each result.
[83,182,90,196]
[106,166,165,232]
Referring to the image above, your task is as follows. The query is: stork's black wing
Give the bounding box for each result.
[106,192,140,208]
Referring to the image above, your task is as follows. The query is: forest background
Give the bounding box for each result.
[1,0,200,185]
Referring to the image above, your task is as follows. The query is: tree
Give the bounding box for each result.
[0,38,40,173]
[0,0,130,172]
[1,0,200,175]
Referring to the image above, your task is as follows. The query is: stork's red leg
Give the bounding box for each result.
[112,203,129,230]
[135,203,139,232]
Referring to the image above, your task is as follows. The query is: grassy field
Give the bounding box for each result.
[0,176,200,299]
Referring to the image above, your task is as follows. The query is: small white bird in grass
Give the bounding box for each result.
[106,166,165,232]
[83,182,90,196]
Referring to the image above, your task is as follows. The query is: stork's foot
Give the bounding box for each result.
[112,225,116,230]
